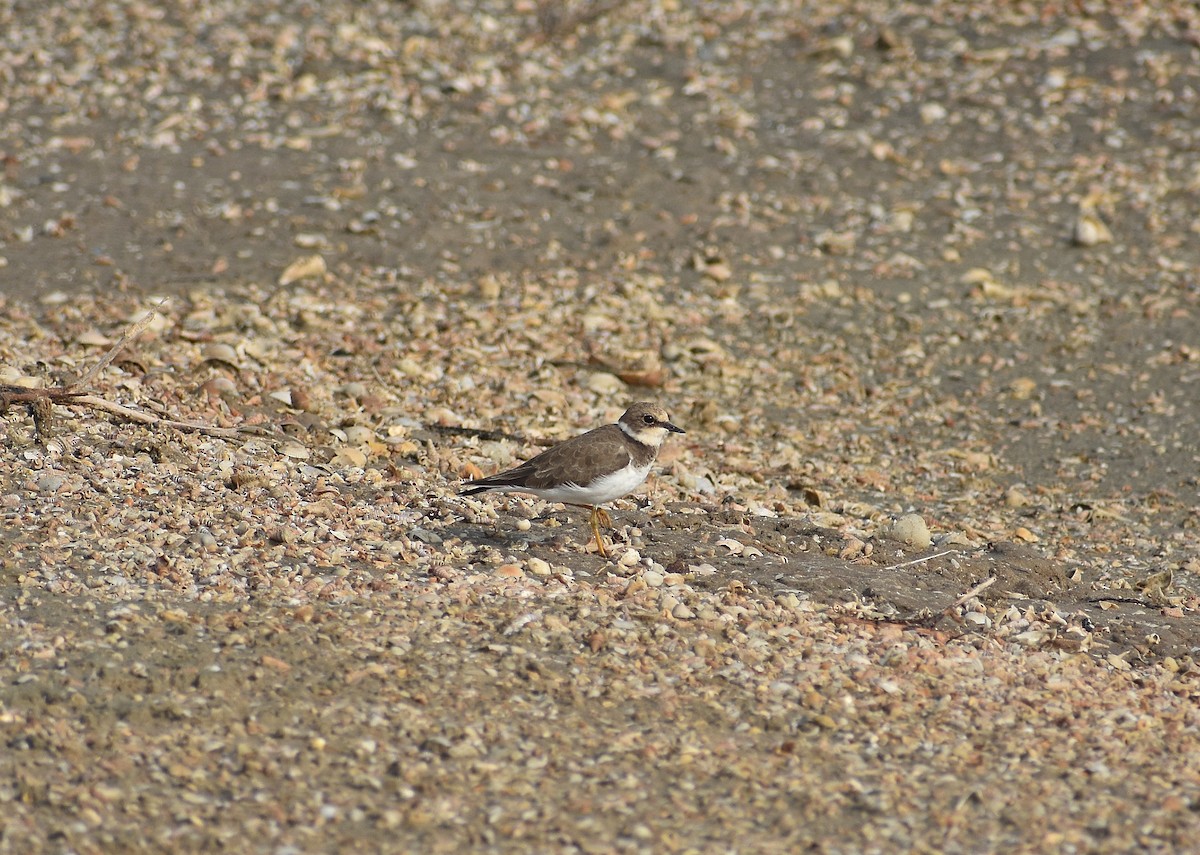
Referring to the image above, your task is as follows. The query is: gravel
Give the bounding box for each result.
[2,1,1200,852]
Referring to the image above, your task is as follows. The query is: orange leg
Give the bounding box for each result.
[588,506,612,558]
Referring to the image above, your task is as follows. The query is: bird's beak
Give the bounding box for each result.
[664,421,685,434]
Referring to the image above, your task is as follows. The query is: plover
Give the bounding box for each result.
[460,402,685,558]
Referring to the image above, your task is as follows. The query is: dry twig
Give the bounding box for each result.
[69,298,167,390]
[3,300,263,443]
[881,548,971,571]
[68,395,250,439]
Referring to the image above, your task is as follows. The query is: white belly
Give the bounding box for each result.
[524,463,651,505]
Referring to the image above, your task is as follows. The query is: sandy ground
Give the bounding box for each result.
[2,1,1200,852]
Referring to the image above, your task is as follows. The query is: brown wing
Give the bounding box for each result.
[462,424,632,492]
[521,424,633,488]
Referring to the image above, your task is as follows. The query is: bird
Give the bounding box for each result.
[460,402,685,558]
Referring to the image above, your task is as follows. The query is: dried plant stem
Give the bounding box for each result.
[942,574,997,616]
[71,299,168,390]
[3,298,260,442]
[66,395,249,439]
[882,548,971,571]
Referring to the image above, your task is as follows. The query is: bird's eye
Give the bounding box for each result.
[643,413,656,424]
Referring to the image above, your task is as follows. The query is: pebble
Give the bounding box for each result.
[330,448,367,468]
[676,470,716,494]
[201,376,238,399]
[641,569,665,587]
[526,557,552,576]
[919,102,948,124]
[196,528,218,552]
[280,443,311,460]
[1005,487,1030,507]
[337,382,368,400]
[1013,526,1039,542]
[35,473,66,493]
[617,548,641,567]
[776,593,801,610]
[342,426,375,445]
[586,372,625,395]
[201,342,239,367]
[1072,212,1113,246]
[889,514,932,549]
